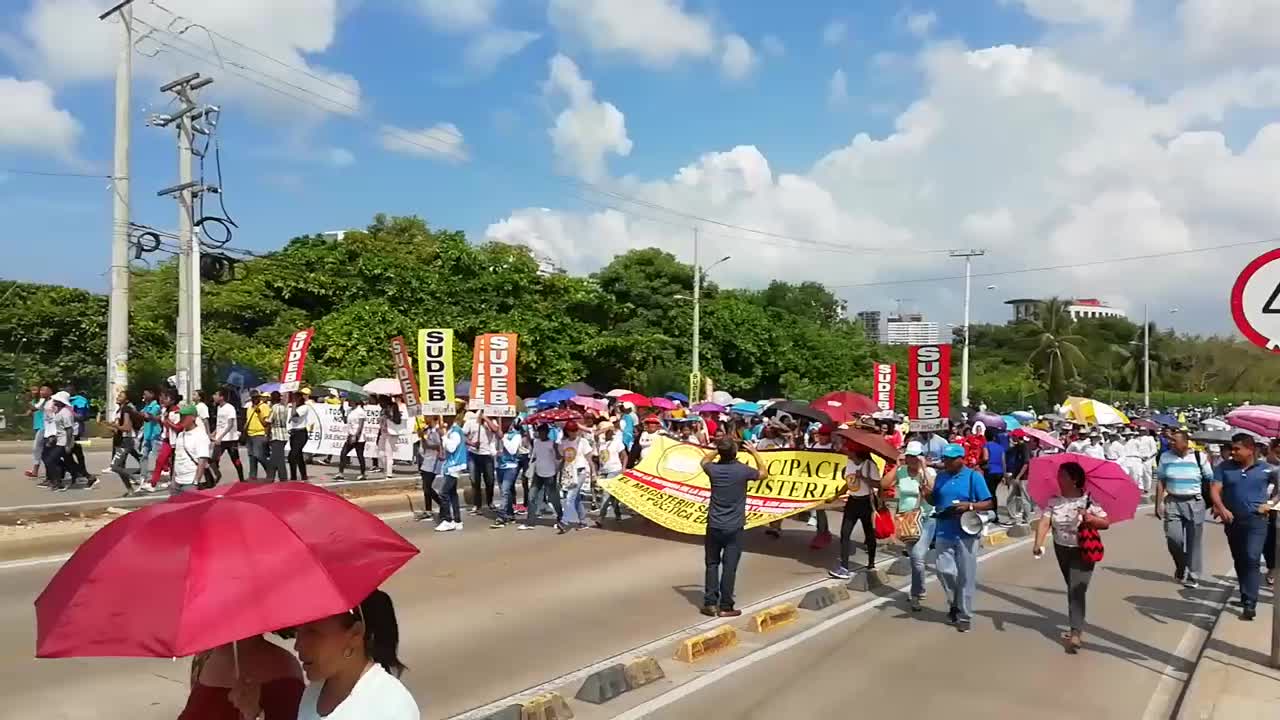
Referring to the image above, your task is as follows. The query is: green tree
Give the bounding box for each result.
[1027,298,1087,404]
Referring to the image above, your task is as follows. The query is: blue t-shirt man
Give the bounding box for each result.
[1212,459,1275,518]
[931,456,993,540]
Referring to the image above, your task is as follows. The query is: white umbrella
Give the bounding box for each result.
[711,390,734,406]
[606,388,632,397]
[363,378,402,395]
[1201,417,1230,431]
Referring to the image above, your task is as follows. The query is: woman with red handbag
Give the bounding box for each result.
[1033,460,1111,654]
[828,449,882,581]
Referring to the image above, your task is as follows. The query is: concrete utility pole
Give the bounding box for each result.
[99,0,136,420]
[1143,303,1150,409]
[950,249,986,409]
[689,227,730,400]
[155,73,214,401]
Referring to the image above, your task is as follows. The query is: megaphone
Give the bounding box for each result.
[960,510,986,536]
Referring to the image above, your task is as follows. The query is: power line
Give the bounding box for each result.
[1,168,124,179]
[828,238,1278,288]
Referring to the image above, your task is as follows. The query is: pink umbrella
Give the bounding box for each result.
[1018,427,1063,450]
[1226,406,1280,438]
[571,395,608,413]
[693,402,726,414]
[650,397,677,410]
[1027,453,1142,522]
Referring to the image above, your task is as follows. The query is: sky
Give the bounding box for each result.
[2,0,1279,337]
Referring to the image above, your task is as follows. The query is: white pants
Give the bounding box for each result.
[378,435,396,478]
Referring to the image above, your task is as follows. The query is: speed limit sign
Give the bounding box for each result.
[1230,248,1280,352]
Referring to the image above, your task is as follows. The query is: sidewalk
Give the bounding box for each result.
[1178,588,1280,719]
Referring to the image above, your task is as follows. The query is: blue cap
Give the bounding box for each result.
[941,443,965,459]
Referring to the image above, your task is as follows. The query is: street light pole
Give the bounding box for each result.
[1143,303,1150,409]
[692,227,700,381]
[950,249,985,408]
[101,0,135,421]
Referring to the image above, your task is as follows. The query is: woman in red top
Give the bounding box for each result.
[178,634,304,720]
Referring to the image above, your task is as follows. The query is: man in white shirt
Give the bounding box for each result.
[519,423,565,532]
[559,421,596,529]
[1121,428,1148,490]
[1082,432,1107,460]
[637,416,662,460]
[1104,430,1125,461]
[171,404,212,495]
[47,391,78,492]
[594,423,629,526]
[464,411,500,515]
[336,399,368,481]
[209,388,245,485]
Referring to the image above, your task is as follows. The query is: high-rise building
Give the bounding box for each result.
[857,309,941,345]
[856,310,883,342]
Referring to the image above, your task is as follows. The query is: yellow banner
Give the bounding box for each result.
[602,436,872,535]
[417,329,454,415]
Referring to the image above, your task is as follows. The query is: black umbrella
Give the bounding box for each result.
[763,400,833,425]
[1190,429,1259,445]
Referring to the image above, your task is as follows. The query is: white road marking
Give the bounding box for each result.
[1139,572,1235,720]
[607,536,1036,720]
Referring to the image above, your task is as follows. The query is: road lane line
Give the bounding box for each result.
[1142,572,1234,720]
[609,536,1037,720]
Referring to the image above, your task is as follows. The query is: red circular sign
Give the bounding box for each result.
[1230,247,1280,353]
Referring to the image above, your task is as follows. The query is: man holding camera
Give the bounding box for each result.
[700,437,769,618]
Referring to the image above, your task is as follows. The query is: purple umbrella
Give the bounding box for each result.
[692,402,726,414]
[973,411,1006,431]
[1226,406,1280,438]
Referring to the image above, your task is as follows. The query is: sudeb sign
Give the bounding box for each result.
[908,344,951,431]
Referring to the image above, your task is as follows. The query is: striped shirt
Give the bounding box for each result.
[1157,449,1213,497]
[269,403,290,441]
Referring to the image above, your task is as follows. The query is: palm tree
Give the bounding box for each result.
[1110,322,1168,393]
[1027,298,1086,404]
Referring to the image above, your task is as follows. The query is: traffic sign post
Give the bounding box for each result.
[1230,247,1280,353]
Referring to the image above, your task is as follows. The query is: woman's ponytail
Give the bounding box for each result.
[359,590,406,677]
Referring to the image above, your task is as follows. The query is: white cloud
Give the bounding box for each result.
[1178,0,1280,64]
[719,34,758,81]
[324,147,356,167]
[906,11,938,37]
[7,0,360,120]
[544,54,633,181]
[378,123,469,163]
[489,40,1280,333]
[828,68,849,106]
[0,76,81,161]
[761,34,785,57]
[822,20,848,46]
[1004,0,1134,28]
[414,0,497,30]
[547,0,715,67]
[463,28,541,73]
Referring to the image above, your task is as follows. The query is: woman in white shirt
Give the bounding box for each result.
[377,398,404,480]
[829,449,882,581]
[1033,460,1110,654]
[287,393,313,482]
[237,590,418,720]
[594,423,628,526]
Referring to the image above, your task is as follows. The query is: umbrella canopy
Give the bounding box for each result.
[606,388,633,397]
[571,395,608,413]
[1132,418,1160,431]
[256,382,282,394]
[455,380,472,398]
[1027,453,1142,522]
[1150,413,1179,427]
[1226,406,1280,438]
[1062,397,1130,426]
[1011,410,1036,423]
[616,393,651,407]
[729,401,763,416]
[833,427,897,461]
[563,382,598,397]
[320,380,368,398]
[526,408,583,425]
[710,390,734,406]
[693,402,726,414]
[1190,428,1260,445]
[811,391,878,422]
[1200,417,1231,431]
[1017,427,1064,450]
[765,400,833,425]
[973,411,1006,431]
[362,378,402,396]
[537,388,575,405]
[1001,415,1023,430]
[36,483,418,659]
[650,397,678,410]
[664,391,690,404]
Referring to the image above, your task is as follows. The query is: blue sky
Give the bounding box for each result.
[2,0,1278,336]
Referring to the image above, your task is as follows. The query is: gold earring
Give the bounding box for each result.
[343,648,353,659]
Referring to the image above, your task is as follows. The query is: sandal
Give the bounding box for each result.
[1061,632,1082,654]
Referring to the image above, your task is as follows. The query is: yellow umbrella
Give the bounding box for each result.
[1062,396,1130,426]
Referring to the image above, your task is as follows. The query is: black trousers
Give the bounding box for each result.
[420,471,442,515]
[339,440,366,475]
[704,527,743,610]
[840,495,877,569]
[43,443,67,489]
[210,441,244,485]
[288,429,309,481]
[471,454,496,509]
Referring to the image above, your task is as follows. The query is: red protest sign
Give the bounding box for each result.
[278,328,315,391]
[469,333,519,416]
[908,345,950,431]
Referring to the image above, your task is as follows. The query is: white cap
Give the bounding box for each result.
[904,440,925,457]
[51,391,72,406]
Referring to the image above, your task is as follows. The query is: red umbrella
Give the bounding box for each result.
[616,393,651,407]
[833,427,898,461]
[811,391,878,423]
[36,483,418,659]
[526,407,583,424]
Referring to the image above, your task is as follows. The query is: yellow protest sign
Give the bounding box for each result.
[602,436,865,535]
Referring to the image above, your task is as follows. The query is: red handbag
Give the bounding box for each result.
[1077,497,1105,564]
[873,506,896,540]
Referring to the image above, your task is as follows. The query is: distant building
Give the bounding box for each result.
[857,309,941,345]
[1005,298,1127,324]
[856,310,883,342]
[320,230,348,241]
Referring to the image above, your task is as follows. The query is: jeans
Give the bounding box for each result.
[43,442,67,489]
[704,527,744,610]
[269,439,288,481]
[496,465,520,521]
[288,429,308,481]
[110,436,142,491]
[420,471,442,517]
[1163,496,1205,579]
[597,471,623,521]
[839,495,877,569]
[338,439,366,476]
[1054,543,1095,632]
[439,472,462,523]
[909,515,937,599]
[32,429,44,468]
[1224,513,1269,609]
[526,474,563,527]
[245,435,269,480]
[470,454,496,509]
[935,535,980,623]
[563,470,589,526]
[1266,511,1277,573]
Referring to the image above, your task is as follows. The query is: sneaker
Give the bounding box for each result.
[555,523,567,535]
[490,520,507,529]
[517,524,535,531]
[1174,570,1185,584]
[54,486,69,493]
[157,482,170,490]
[700,606,717,617]
[957,621,972,633]
[514,504,527,514]
[468,508,482,516]
[718,609,742,618]
[909,597,923,612]
[86,476,100,490]
[434,521,455,532]
[415,513,433,523]
[333,474,347,481]
[355,474,367,481]
[807,515,818,527]
[948,607,959,624]
[828,566,852,581]
[1243,607,1257,621]
[1184,576,1199,589]
[809,531,833,550]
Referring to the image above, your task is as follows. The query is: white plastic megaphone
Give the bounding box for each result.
[960,510,986,536]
